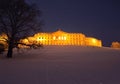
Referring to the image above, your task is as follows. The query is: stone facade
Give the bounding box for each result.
[22,29,102,47]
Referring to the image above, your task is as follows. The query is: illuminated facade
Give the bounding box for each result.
[0,34,8,48]
[22,29,102,47]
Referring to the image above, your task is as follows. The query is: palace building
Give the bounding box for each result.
[21,29,102,47]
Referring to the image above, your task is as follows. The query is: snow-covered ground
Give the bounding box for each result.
[0,46,120,84]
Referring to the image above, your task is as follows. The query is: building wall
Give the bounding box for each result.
[85,37,102,47]
[27,29,102,47]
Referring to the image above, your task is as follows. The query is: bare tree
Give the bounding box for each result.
[0,0,42,58]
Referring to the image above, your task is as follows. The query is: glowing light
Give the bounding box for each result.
[53,36,56,40]
[64,36,66,40]
[61,37,63,40]
[58,36,61,40]
[92,39,96,43]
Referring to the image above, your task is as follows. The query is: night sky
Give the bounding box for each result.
[27,0,120,47]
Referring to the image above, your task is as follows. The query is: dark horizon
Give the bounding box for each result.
[27,0,120,47]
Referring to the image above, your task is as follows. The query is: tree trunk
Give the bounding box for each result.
[7,41,13,58]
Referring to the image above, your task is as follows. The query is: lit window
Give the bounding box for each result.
[58,36,61,40]
[37,37,43,41]
[64,37,66,40]
[53,36,56,40]
[61,36,63,40]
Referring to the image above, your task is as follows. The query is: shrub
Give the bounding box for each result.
[111,42,120,48]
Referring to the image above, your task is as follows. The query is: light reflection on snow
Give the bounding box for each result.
[0,46,120,84]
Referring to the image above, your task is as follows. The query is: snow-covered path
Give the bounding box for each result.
[0,46,120,84]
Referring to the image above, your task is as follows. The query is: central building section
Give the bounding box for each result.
[50,29,85,45]
[51,29,68,45]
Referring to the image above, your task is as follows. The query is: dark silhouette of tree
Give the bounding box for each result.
[0,43,5,54]
[0,0,42,58]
